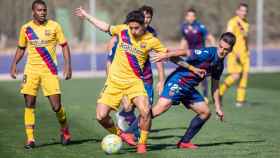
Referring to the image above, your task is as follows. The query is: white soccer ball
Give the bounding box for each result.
[101,134,122,154]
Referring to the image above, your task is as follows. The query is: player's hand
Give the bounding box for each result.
[192,67,206,78]
[215,108,224,122]
[63,65,72,80]
[73,6,88,19]
[156,80,164,95]
[150,52,168,63]
[10,65,17,79]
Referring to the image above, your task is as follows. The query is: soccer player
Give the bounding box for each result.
[180,8,216,102]
[74,7,203,153]
[114,5,165,134]
[151,32,236,149]
[10,0,72,149]
[219,3,250,107]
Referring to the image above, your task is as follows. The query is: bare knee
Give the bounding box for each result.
[198,107,211,120]
[96,104,111,122]
[231,73,240,80]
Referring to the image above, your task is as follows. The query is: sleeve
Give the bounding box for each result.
[109,24,126,36]
[211,62,224,80]
[227,19,235,32]
[18,26,27,48]
[151,38,168,53]
[180,23,186,37]
[55,23,67,46]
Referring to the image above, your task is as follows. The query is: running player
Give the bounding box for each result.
[180,8,215,102]
[151,32,236,149]
[115,5,165,134]
[219,3,250,107]
[10,0,72,149]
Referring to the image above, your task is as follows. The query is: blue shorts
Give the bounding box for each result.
[161,80,204,108]
[144,83,154,105]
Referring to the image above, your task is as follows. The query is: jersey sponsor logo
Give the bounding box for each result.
[29,39,48,47]
[120,42,144,57]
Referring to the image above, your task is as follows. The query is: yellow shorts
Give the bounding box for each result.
[97,78,147,110]
[227,52,250,73]
[20,71,61,96]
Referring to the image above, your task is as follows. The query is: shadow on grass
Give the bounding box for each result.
[121,139,266,153]
[151,127,186,133]
[197,139,265,147]
[36,138,101,148]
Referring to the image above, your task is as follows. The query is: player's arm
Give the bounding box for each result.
[169,56,206,78]
[180,38,189,50]
[155,61,165,95]
[74,6,110,32]
[211,78,224,122]
[61,44,72,80]
[106,37,117,75]
[10,47,25,79]
[206,34,216,46]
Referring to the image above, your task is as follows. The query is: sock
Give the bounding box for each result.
[126,117,140,138]
[181,115,207,143]
[119,110,136,126]
[220,75,236,96]
[237,73,248,102]
[107,126,121,135]
[138,130,149,144]
[24,108,35,142]
[55,106,67,128]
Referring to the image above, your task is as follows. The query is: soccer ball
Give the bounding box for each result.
[101,134,122,154]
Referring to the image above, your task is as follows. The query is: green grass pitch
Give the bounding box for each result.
[0,73,280,158]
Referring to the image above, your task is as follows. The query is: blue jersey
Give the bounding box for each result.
[169,47,224,87]
[181,20,208,49]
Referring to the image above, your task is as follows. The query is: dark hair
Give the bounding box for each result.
[32,0,47,10]
[239,2,248,9]
[185,8,197,15]
[125,10,145,25]
[139,5,153,17]
[220,32,236,51]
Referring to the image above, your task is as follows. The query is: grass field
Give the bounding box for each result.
[0,73,280,158]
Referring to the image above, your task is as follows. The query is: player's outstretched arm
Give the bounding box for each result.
[211,78,224,121]
[74,6,110,32]
[169,56,206,78]
[10,47,25,79]
[62,44,72,80]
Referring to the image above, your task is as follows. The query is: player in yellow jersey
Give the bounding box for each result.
[74,7,203,154]
[10,0,72,149]
[219,3,250,107]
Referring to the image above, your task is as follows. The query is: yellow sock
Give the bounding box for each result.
[138,130,149,144]
[220,75,236,95]
[24,108,35,141]
[55,106,67,128]
[107,126,121,135]
[237,87,246,102]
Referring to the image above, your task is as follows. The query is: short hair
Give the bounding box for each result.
[238,2,248,9]
[125,10,145,25]
[139,5,154,17]
[220,32,236,51]
[32,0,47,10]
[185,8,197,15]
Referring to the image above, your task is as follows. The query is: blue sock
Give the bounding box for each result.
[181,115,206,143]
[126,117,140,139]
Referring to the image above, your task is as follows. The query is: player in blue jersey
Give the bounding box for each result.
[151,32,236,149]
[180,8,216,102]
[113,5,165,133]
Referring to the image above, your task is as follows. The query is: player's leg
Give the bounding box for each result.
[236,54,250,107]
[23,94,37,149]
[116,96,136,131]
[178,90,210,149]
[20,73,40,149]
[201,78,209,103]
[132,95,151,153]
[151,97,173,118]
[47,94,71,145]
[97,83,136,146]
[220,53,241,96]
